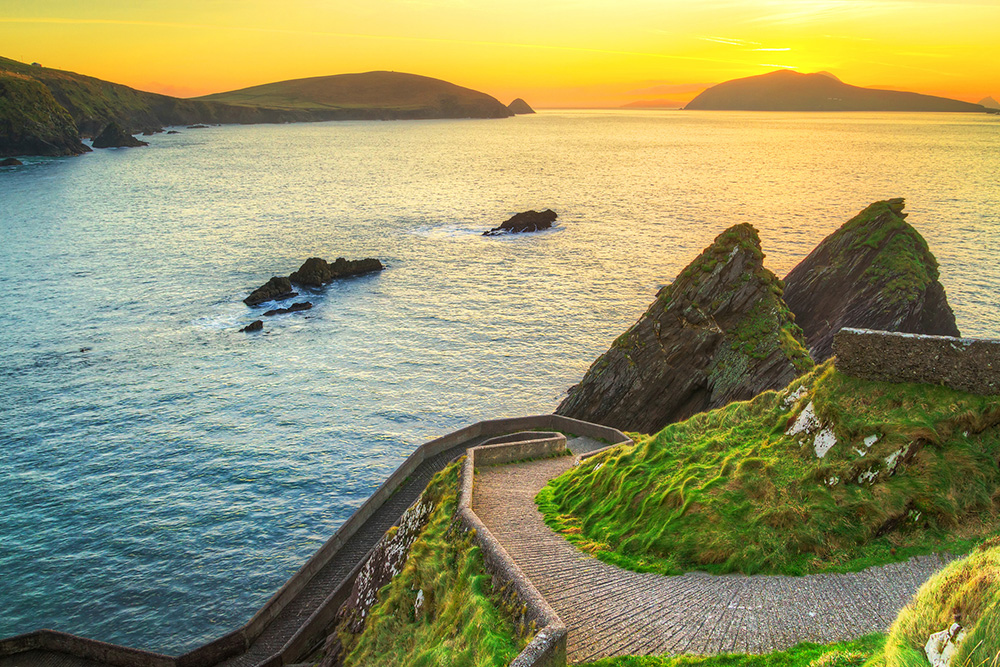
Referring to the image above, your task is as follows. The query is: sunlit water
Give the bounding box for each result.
[1,111,997,652]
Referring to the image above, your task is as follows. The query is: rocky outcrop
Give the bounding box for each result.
[239,320,263,333]
[783,199,959,362]
[263,301,313,316]
[244,276,297,306]
[91,121,148,148]
[1,157,23,166]
[288,257,383,286]
[507,98,535,114]
[0,71,90,157]
[556,224,813,433]
[483,209,558,236]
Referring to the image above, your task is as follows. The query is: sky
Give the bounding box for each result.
[1,0,997,107]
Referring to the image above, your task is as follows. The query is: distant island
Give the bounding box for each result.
[980,96,1000,109]
[0,57,517,157]
[685,69,987,112]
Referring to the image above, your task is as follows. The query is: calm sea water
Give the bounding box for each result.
[1,111,997,652]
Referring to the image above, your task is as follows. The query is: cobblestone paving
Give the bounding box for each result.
[472,456,949,664]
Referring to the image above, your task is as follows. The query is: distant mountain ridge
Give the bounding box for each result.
[980,96,1000,109]
[197,71,513,120]
[686,70,986,112]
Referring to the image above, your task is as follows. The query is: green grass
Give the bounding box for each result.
[539,361,1000,576]
[581,635,886,667]
[338,461,525,667]
[869,540,1000,667]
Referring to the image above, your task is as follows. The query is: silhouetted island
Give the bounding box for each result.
[685,70,986,112]
[507,98,535,114]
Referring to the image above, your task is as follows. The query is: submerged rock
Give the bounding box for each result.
[783,198,959,362]
[92,122,148,148]
[239,320,263,333]
[263,301,313,316]
[507,98,536,114]
[289,257,383,287]
[0,157,23,166]
[556,224,813,433]
[483,209,558,236]
[186,124,209,129]
[244,276,297,306]
[166,130,180,134]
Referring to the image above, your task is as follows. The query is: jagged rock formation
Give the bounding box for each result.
[556,224,813,433]
[507,98,535,114]
[239,320,263,333]
[483,209,558,236]
[244,276,297,306]
[0,71,89,156]
[1,157,23,165]
[91,121,148,148]
[685,70,986,112]
[783,199,959,362]
[288,257,383,286]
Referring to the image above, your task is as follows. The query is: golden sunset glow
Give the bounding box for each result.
[1,0,997,106]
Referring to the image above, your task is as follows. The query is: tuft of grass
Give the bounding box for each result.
[339,461,525,667]
[580,634,885,666]
[866,540,1000,667]
[539,361,1000,576]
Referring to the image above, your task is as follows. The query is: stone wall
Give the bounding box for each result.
[833,328,1000,395]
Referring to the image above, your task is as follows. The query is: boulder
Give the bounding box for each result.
[244,276,297,306]
[289,257,384,287]
[92,122,148,148]
[556,224,813,434]
[783,199,959,362]
[507,98,536,114]
[186,124,209,129]
[483,209,558,236]
[239,320,263,333]
[1,157,23,166]
[263,301,313,316]
[166,130,180,134]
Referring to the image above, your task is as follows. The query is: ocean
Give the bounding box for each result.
[1,110,997,651]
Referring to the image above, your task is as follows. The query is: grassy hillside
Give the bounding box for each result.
[540,361,1000,576]
[0,70,87,156]
[333,461,525,667]
[686,70,986,112]
[198,71,513,119]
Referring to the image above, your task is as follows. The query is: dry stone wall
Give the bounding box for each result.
[833,328,1000,395]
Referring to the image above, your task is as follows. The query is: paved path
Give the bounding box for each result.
[472,454,948,664]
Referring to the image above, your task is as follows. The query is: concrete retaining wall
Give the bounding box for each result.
[834,328,1000,395]
[2,415,630,667]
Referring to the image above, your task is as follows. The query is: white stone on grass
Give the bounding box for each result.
[786,401,819,436]
[414,589,425,615]
[813,427,838,458]
[925,623,966,667]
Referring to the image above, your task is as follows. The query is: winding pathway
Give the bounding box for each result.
[472,439,949,664]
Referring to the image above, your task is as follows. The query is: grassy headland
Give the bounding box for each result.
[540,362,1000,576]
[335,461,525,667]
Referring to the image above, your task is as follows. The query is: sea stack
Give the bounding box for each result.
[783,198,960,362]
[507,98,536,114]
[92,121,149,148]
[483,209,557,236]
[556,224,813,433]
[288,257,383,286]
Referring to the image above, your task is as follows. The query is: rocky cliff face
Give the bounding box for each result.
[0,71,89,156]
[783,199,960,362]
[556,224,813,434]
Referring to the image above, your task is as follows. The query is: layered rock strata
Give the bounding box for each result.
[556,224,813,433]
[783,199,959,362]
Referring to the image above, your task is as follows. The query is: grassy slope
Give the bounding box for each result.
[873,540,1000,667]
[338,461,525,667]
[540,362,1000,576]
[582,635,886,667]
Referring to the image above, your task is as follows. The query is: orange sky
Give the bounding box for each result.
[1,1,996,107]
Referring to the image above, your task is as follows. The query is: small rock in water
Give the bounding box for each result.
[483,209,558,236]
[187,124,210,129]
[166,130,180,134]
[289,257,384,286]
[245,276,297,306]
[1,157,23,166]
[240,320,264,333]
[92,121,148,149]
[263,302,313,316]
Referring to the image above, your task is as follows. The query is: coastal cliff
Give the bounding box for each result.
[0,71,89,156]
[783,199,960,361]
[556,223,813,434]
